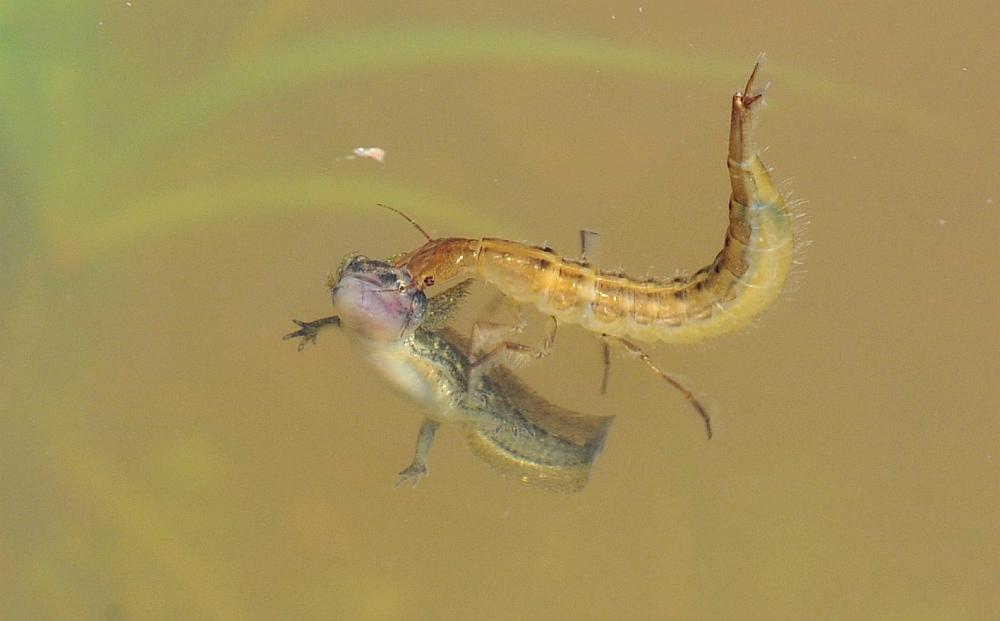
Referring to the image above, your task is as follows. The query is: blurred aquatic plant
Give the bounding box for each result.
[0,6,943,270]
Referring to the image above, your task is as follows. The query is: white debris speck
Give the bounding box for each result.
[354,147,385,162]
[937,219,946,226]
[336,147,386,163]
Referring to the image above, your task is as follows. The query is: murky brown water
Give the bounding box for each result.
[2,2,997,619]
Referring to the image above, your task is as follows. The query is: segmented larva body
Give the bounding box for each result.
[396,63,794,344]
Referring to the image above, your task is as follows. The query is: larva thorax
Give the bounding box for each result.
[398,237,481,288]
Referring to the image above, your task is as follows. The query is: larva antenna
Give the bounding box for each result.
[377,203,432,242]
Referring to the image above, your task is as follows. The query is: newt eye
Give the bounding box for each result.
[423,275,435,287]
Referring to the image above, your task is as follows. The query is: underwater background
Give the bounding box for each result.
[2,1,997,618]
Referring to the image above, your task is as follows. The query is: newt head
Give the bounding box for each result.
[330,255,427,341]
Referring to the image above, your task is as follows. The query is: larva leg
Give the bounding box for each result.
[600,341,612,395]
[466,315,557,404]
[467,297,552,360]
[578,228,616,393]
[395,418,440,488]
[600,335,713,440]
[468,298,528,358]
[579,228,601,265]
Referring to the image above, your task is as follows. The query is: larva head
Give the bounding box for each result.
[330,254,427,341]
[395,238,480,290]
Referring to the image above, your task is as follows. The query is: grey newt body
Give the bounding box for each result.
[285,255,613,492]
